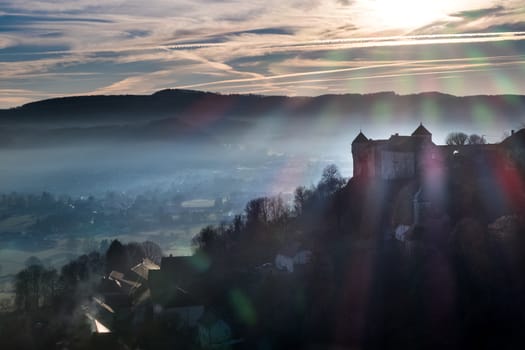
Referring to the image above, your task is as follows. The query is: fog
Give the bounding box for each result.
[0,134,349,197]
[0,112,517,197]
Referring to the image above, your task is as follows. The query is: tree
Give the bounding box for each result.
[245,197,269,226]
[15,265,58,311]
[293,186,312,216]
[105,239,129,273]
[244,196,289,227]
[317,164,345,197]
[192,226,222,254]
[467,134,487,145]
[60,252,103,291]
[445,132,468,146]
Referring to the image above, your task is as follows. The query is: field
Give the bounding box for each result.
[0,215,36,232]
[0,216,204,308]
[0,223,202,284]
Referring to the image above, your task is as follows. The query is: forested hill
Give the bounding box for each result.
[1,90,525,126]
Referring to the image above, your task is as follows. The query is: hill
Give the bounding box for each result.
[1,90,525,127]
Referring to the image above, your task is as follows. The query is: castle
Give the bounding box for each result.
[351,124,525,230]
[351,123,519,181]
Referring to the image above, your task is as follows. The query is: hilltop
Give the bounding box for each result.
[1,90,524,126]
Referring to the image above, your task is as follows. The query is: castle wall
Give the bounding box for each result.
[352,145,376,178]
[380,151,415,180]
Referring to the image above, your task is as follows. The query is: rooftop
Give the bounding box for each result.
[411,123,432,136]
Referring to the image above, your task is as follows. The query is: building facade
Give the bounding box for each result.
[351,123,436,180]
[351,124,524,181]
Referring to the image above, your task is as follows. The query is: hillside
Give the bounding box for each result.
[1,90,525,127]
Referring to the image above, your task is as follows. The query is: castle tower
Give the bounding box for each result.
[411,122,432,142]
[411,123,435,178]
[352,131,370,178]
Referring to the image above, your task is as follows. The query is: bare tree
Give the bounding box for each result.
[293,186,312,216]
[245,197,269,226]
[15,265,58,311]
[446,132,469,146]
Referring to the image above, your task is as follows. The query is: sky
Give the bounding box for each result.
[1,0,525,108]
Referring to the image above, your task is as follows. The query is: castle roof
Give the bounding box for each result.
[502,128,525,148]
[352,131,369,144]
[412,123,431,136]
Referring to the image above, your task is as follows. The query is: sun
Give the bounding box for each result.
[355,0,451,32]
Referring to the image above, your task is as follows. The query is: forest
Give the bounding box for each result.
[1,146,525,350]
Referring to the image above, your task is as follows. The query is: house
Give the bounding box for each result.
[147,254,212,329]
[130,258,160,281]
[152,286,205,329]
[149,254,209,306]
[274,244,312,273]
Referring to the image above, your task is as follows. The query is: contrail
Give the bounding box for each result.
[173,32,525,90]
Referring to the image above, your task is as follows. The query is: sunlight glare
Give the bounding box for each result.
[357,0,451,31]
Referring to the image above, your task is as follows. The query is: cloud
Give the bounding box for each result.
[413,4,525,34]
[93,70,176,94]
[453,5,506,19]
[482,23,525,32]
[0,89,55,107]
[1,0,525,107]
[0,13,112,26]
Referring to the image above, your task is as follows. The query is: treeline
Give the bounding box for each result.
[13,240,162,312]
[3,158,525,349]
[191,164,347,266]
[185,162,525,349]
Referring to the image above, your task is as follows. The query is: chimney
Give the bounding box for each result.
[511,130,515,135]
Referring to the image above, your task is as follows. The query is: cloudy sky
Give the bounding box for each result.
[1,0,525,107]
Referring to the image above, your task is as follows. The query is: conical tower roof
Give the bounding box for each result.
[412,123,431,136]
[352,131,369,144]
